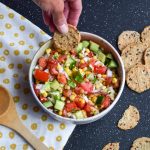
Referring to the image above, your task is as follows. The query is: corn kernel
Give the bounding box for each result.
[70,95,76,101]
[91,96,97,103]
[86,71,91,75]
[93,56,97,59]
[73,67,78,72]
[41,90,48,97]
[45,48,51,54]
[58,111,62,116]
[64,67,72,76]
[102,75,107,78]
[112,78,117,84]
[85,49,90,53]
[80,59,85,63]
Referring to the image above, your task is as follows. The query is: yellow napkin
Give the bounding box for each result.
[0,2,75,150]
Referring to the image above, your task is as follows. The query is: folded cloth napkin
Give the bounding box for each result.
[0,2,76,150]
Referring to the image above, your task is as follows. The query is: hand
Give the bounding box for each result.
[33,0,82,34]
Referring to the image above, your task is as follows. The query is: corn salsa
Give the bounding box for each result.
[33,40,119,119]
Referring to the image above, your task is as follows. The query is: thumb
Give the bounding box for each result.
[52,9,68,34]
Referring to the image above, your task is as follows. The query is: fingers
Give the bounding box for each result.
[42,11,50,26]
[68,0,82,26]
[64,1,70,20]
[52,8,68,34]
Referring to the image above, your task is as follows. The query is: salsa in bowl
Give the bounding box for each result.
[29,32,125,124]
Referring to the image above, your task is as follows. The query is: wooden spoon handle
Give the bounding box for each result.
[9,118,49,150]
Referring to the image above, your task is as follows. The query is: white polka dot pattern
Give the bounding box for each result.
[0,2,75,150]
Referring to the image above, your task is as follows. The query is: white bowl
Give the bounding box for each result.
[29,32,125,124]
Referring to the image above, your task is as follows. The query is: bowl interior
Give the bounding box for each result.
[29,32,125,124]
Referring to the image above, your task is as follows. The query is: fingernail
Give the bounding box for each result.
[59,24,68,34]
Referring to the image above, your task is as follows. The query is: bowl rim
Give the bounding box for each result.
[29,32,125,123]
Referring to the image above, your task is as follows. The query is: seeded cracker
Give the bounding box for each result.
[121,42,148,73]
[102,142,119,150]
[53,24,81,51]
[130,137,150,150]
[141,26,150,45]
[118,105,140,130]
[127,64,150,93]
[118,31,140,51]
[144,48,150,65]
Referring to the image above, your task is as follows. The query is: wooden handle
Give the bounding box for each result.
[8,118,49,150]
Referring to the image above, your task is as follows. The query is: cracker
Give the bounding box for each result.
[144,48,150,65]
[127,64,150,93]
[118,31,140,51]
[118,105,140,130]
[130,137,150,150]
[53,24,81,51]
[121,42,148,73]
[102,143,119,150]
[141,26,150,45]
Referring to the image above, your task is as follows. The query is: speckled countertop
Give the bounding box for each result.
[1,0,150,149]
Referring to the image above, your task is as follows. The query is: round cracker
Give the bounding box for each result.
[53,24,81,51]
[144,48,150,65]
[118,31,140,51]
[141,26,150,45]
[118,105,140,130]
[127,64,150,93]
[102,142,119,150]
[121,42,148,73]
[130,137,150,150]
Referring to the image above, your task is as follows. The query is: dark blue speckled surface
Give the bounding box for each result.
[1,0,150,150]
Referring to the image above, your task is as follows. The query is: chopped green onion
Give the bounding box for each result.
[68,80,76,88]
[75,73,83,83]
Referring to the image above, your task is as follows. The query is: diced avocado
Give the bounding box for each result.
[90,41,99,53]
[108,60,118,68]
[97,51,106,63]
[104,58,111,65]
[53,52,59,59]
[68,80,76,88]
[50,80,60,90]
[96,96,104,105]
[74,72,84,83]
[82,40,90,48]
[74,110,84,119]
[78,53,84,58]
[51,91,61,100]
[42,82,51,91]
[66,57,76,65]
[43,101,53,108]
[106,53,113,59]
[76,42,83,53]
[54,100,65,111]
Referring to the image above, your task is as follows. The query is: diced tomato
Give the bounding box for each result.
[88,51,94,58]
[65,102,78,112]
[39,96,47,103]
[62,108,67,117]
[105,77,112,86]
[70,49,77,56]
[63,90,72,97]
[79,82,94,93]
[34,69,49,82]
[89,58,96,66]
[84,103,92,115]
[38,57,47,69]
[79,62,88,69]
[58,55,67,63]
[33,84,40,96]
[74,96,86,109]
[48,58,58,75]
[74,87,84,94]
[50,50,57,55]
[57,73,67,84]
[94,65,107,74]
[101,95,111,109]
